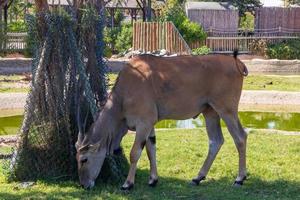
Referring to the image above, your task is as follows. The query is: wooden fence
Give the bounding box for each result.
[132,22,192,55]
[0,32,27,52]
[255,7,300,31]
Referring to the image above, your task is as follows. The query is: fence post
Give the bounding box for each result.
[209,26,213,36]
[278,26,281,36]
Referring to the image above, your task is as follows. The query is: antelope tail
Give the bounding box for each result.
[233,49,248,76]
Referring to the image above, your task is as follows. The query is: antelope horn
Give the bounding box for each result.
[76,76,84,144]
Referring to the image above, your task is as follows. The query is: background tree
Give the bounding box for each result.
[9,0,127,182]
[286,0,300,5]
[136,0,152,21]
[158,0,207,44]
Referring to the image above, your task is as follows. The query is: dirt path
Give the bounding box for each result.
[0,93,27,110]
[241,90,300,105]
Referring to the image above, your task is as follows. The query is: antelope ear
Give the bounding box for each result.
[78,144,90,152]
[89,141,102,152]
[75,142,81,150]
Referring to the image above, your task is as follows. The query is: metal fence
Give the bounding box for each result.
[190,27,300,53]
[132,22,192,55]
[0,32,27,52]
[204,36,299,53]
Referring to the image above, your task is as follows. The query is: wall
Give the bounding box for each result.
[186,9,239,31]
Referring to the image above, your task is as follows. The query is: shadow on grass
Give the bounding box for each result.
[0,168,299,200]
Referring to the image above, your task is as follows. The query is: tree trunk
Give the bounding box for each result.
[34,0,49,39]
[146,0,151,22]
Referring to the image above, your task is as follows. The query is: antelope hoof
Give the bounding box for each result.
[121,181,134,191]
[148,178,158,187]
[190,176,206,186]
[233,176,247,187]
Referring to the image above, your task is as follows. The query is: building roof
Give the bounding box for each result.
[28,0,70,5]
[29,0,143,9]
[185,2,237,10]
[30,0,165,10]
[106,0,139,9]
[260,0,284,7]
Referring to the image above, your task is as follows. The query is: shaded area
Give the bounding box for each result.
[0,174,299,200]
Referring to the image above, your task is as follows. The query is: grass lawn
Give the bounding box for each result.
[0,75,30,93]
[243,75,300,91]
[0,129,299,200]
[0,146,12,155]
[0,74,119,93]
[1,74,300,93]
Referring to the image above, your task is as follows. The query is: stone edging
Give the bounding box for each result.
[243,59,300,73]
[0,58,32,74]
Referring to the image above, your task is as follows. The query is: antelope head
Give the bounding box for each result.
[75,126,107,190]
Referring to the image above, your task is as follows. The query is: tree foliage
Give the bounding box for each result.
[267,39,300,60]
[160,0,207,43]
[115,23,133,53]
[286,0,300,5]
[239,12,254,30]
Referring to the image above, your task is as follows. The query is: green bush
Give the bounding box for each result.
[104,26,121,54]
[163,2,206,44]
[249,39,267,56]
[8,20,27,32]
[115,23,132,54]
[266,39,300,60]
[239,12,254,31]
[192,46,211,55]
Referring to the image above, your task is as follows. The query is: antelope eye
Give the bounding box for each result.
[81,158,88,164]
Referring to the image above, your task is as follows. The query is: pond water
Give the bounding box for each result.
[156,111,300,132]
[0,111,299,135]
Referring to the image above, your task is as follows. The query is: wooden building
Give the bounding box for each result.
[185,2,239,32]
[255,7,300,31]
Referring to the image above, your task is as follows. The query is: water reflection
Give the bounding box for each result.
[0,112,299,135]
[156,112,300,132]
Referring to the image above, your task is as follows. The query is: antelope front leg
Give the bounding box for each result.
[121,125,153,191]
[146,129,158,187]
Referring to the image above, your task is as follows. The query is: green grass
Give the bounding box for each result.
[243,75,300,91]
[108,73,118,89]
[0,74,119,93]
[0,129,299,199]
[1,74,300,93]
[0,75,29,93]
[0,146,12,155]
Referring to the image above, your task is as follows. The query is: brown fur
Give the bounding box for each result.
[76,54,248,189]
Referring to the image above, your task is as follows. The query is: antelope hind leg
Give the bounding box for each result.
[192,107,224,185]
[222,113,247,186]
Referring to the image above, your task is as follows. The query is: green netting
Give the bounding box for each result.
[7,9,128,183]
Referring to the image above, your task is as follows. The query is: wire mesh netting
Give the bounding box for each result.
[6,9,128,183]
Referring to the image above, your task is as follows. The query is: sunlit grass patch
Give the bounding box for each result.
[243,75,300,91]
[0,129,299,200]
